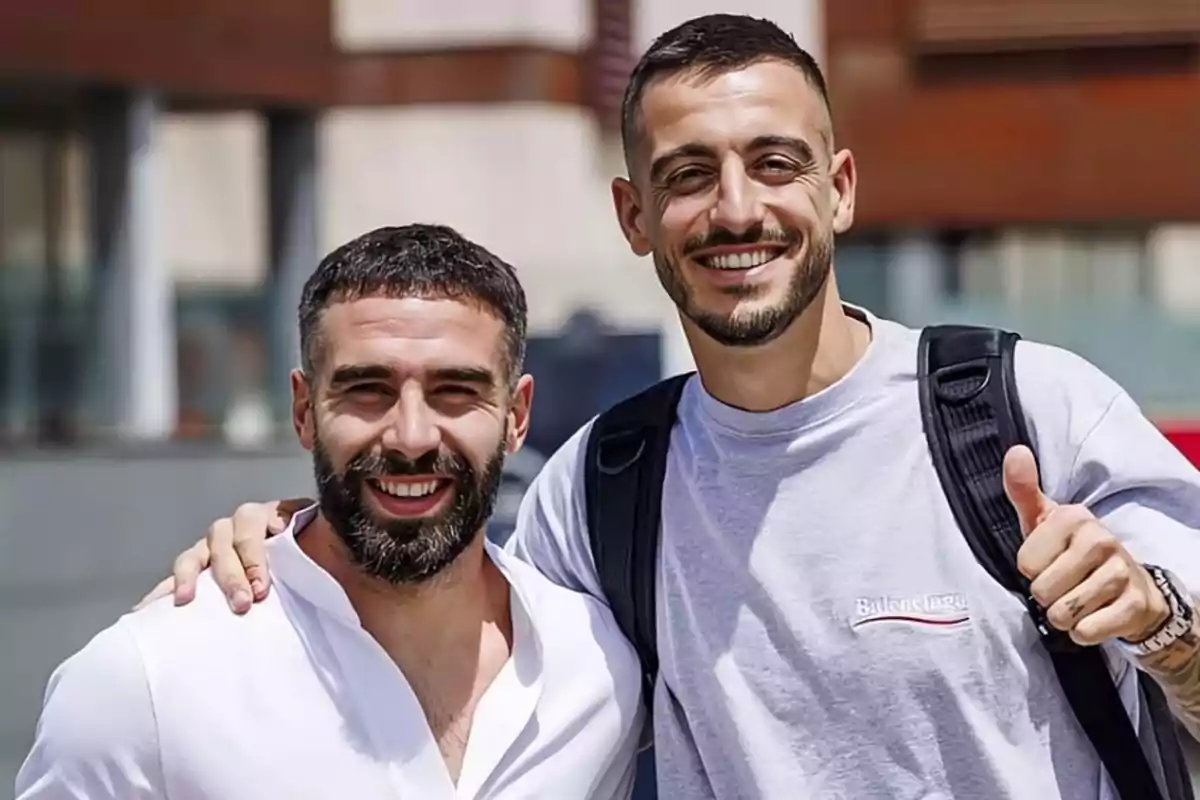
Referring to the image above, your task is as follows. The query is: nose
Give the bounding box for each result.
[710,158,764,235]
[380,385,442,461]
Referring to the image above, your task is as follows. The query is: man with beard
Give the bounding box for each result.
[145,14,1200,800]
[15,224,643,799]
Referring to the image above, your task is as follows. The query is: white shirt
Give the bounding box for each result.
[16,507,644,799]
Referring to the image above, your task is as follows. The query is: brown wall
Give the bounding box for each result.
[825,0,1200,228]
[333,47,584,107]
[16,1,1190,227]
[0,2,595,110]
[0,1,334,106]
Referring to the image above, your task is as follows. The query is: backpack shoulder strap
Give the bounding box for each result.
[918,324,1182,800]
[918,325,1034,598]
[584,372,692,709]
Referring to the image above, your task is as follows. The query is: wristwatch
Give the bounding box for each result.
[1119,564,1196,657]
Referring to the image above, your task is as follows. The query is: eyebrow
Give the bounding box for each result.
[328,364,498,389]
[329,364,393,387]
[430,366,496,387]
[747,135,816,165]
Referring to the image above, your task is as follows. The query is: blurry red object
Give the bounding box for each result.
[1161,423,1200,467]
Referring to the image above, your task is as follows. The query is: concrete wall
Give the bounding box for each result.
[162,114,267,288]
[333,0,591,50]
[635,0,821,55]
[319,106,676,333]
[1152,226,1200,321]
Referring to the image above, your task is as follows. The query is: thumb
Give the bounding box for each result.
[1003,445,1055,537]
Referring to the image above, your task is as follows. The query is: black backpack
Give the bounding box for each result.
[583,324,1193,800]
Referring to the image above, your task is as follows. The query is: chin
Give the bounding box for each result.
[705,287,786,317]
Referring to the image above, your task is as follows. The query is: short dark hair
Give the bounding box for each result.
[621,14,831,167]
[298,224,527,383]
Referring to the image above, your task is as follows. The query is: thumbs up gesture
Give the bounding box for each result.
[1004,445,1170,647]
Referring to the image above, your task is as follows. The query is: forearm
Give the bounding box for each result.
[1138,613,1200,740]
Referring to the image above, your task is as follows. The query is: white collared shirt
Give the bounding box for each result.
[16,507,643,799]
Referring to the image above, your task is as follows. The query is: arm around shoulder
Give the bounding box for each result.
[15,622,166,799]
[505,420,607,600]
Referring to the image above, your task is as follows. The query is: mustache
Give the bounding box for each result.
[683,223,801,256]
[343,448,469,479]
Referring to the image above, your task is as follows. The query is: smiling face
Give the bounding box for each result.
[614,59,856,347]
[292,295,532,585]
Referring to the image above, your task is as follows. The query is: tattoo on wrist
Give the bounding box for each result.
[1139,620,1200,736]
[1142,624,1200,674]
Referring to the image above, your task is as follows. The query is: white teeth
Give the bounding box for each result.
[704,250,778,270]
[378,480,440,498]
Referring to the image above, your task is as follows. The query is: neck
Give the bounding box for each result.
[684,274,870,412]
[299,515,512,660]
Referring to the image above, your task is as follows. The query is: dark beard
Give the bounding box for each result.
[311,434,506,585]
[654,224,834,348]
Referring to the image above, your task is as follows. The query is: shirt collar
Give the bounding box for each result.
[269,504,545,675]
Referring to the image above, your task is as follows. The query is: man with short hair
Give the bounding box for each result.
[15,225,643,799]
[144,14,1200,800]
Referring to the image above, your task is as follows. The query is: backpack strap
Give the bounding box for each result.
[1144,676,1195,800]
[584,373,692,710]
[918,324,1185,800]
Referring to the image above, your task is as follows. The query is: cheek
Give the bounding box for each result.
[658,199,711,251]
[316,411,380,462]
[773,185,824,227]
[449,412,507,466]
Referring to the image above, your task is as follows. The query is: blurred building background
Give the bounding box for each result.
[1,0,1199,793]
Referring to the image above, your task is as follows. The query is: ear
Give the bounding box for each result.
[290,369,316,451]
[829,148,857,235]
[506,373,534,453]
[611,177,653,257]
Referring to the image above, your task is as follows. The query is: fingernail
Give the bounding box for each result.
[230,589,252,612]
[250,579,265,598]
